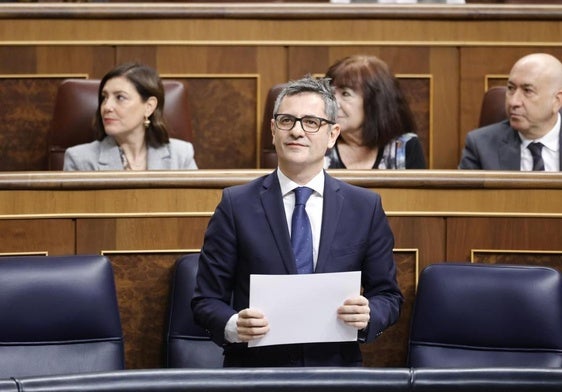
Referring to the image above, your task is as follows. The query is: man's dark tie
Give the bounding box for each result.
[527,142,545,171]
[291,187,314,274]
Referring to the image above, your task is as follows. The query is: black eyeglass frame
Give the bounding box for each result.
[273,113,335,134]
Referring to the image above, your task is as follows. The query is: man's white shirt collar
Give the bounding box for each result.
[277,168,325,197]
[519,112,560,152]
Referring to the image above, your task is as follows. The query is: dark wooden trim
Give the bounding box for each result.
[0,170,560,190]
[1,3,562,21]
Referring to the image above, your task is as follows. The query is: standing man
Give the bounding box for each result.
[192,76,403,367]
[459,53,562,170]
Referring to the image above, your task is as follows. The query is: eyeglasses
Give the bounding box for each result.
[273,114,335,134]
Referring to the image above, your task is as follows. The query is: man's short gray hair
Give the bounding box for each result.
[273,75,338,122]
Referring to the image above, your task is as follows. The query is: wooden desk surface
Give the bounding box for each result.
[0,170,559,216]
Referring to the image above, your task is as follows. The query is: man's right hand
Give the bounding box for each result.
[237,308,270,342]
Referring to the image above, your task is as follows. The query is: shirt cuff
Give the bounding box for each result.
[224,313,241,343]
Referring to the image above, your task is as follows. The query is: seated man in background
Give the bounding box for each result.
[459,53,562,171]
[192,75,403,367]
[64,62,197,171]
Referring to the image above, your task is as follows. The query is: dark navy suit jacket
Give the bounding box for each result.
[459,118,562,170]
[192,170,403,367]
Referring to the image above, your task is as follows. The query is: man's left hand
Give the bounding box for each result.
[337,295,370,330]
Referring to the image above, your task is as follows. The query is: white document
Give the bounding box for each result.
[248,271,361,347]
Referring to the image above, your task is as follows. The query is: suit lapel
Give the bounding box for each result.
[499,126,522,170]
[147,144,171,170]
[98,137,124,170]
[260,172,297,274]
[315,174,343,273]
[98,137,172,170]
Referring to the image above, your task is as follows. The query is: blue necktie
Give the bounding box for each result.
[291,187,314,274]
[527,142,545,171]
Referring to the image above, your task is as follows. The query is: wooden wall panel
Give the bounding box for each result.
[179,77,258,169]
[1,17,559,44]
[1,4,561,170]
[0,47,37,74]
[35,46,114,77]
[107,251,185,369]
[429,47,460,169]
[471,250,562,271]
[76,217,211,254]
[287,46,330,79]
[398,77,431,168]
[0,77,61,170]
[446,217,562,262]
[388,217,445,272]
[0,219,75,255]
[116,46,158,70]
[361,250,418,367]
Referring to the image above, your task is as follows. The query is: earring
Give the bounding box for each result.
[143,116,151,129]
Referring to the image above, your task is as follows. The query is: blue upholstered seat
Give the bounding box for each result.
[408,262,562,367]
[0,255,124,377]
[165,253,223,368]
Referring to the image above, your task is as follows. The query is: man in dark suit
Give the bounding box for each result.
[192,76,403,367]
[459,53,562,170]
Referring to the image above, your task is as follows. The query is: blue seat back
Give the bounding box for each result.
[408,262,562,367]
[0,255,124,377]
[166,253,223,368]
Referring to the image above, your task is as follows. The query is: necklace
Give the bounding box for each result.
[119,147,147,170]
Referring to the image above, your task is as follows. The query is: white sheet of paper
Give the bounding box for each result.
[248,271,361,347]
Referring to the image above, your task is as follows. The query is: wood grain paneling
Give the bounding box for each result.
[398,77,431,168]
[179,77,258,169]
[361,250,418,367]
[447,217,562,262]
[0,77,61,170]
[0,219,74,255]
[471,250,562,271]
[1,4,561,170]
[76,217,211,254]
[106,251,184,369]
[388,217,445,272]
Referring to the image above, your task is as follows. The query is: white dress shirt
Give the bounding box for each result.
[519,113,561,171]
[277,168,324,270]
